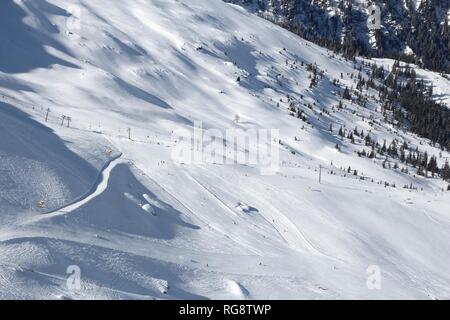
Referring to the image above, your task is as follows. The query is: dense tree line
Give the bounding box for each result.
[336,122,450,182]
[226,0,450,73]
[371,62,450,152]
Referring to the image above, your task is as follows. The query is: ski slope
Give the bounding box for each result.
[1,0,450,299]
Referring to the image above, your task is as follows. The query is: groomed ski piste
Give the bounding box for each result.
[0,0,450,299]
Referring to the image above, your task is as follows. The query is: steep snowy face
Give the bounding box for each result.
[0,0,369,144]
[0,102,103,222]
[1,0,303,132]
[0,0,450,300]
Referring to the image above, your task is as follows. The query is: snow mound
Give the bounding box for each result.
[224,279,250,300]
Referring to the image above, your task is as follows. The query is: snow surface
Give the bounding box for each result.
[0,0,450,299]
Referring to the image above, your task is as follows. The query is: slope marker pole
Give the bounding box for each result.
[45,108,51,122]
[319,165,322,184]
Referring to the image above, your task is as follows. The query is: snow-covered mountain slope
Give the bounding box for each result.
[1,0,450,299]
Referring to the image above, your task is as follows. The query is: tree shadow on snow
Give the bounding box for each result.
[0,76,35,92]
[213,38,271,91]
[0,0,78,73]
[113,77,173,110]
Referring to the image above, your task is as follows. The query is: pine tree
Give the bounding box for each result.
[381,140,387,154]
[343,87,352,100]
[442,161,450,181]
[257,0,265,11]
[339,126,345,137]
[335,143,341,151]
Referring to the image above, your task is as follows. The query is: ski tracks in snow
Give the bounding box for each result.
[25,153,125,223]
[182,169,327,257]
